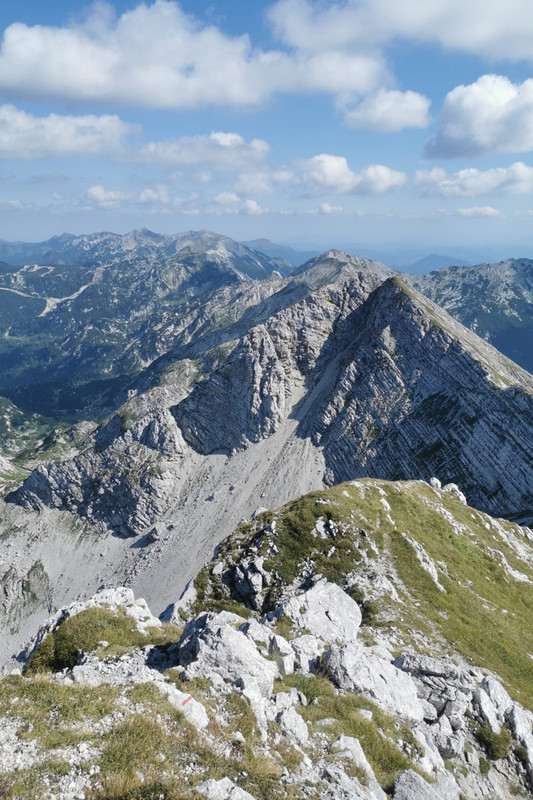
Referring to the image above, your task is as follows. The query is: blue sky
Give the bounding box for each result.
[1,0,533,255]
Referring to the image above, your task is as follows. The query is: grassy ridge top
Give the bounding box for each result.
[195,478,533,709]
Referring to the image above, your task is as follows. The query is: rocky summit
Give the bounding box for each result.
[0,231,533,800]
[2,479,533,800]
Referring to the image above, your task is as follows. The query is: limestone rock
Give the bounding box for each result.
[178,611,279,696]
[198,777,257,800]
[331,735,387,800]
[278,578,361,644]
[323,642,424,723]
[394,770,459,800]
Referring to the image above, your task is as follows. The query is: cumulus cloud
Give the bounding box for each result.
[87,182,173,209]
[425,75,533,158]
[415,162,533,196]
[344,89,430,132]
[138,185,170,204]
[241,199,266,215]
[86,185,127,208]
[269,0,533,61]
[138,132,269,169]
[0,104,131,159]
[457,206,502,217]
[356,164,407,193]
[300,155,357,194]
[320,202,343,214]
[213,192,240,205]
[236,169,294,195]
[300,154,406,195]
[0,1,384,110]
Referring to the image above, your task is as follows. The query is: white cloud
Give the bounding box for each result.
[425,75,533,157]
[344,89,430,132]
[457,206,502,217]
[269,0,533,61]
[0,1,384,110]
[241,199,266,215]
[299,154,406,195]
[213,192,240,204]
[0,104,131,159]
[138,132,269,169]
[138,185,170,204]
[300,154,357,194]
[320,202,343,214]
[415,162,533,196]
[236,169,294,195]
[356,164,407,193]
[87,185,127,208]
[87,182,174,209]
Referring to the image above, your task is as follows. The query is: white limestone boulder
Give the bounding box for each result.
[278,579,361,644]
[198,777,256,800]
[331,735,387,800]
[322,642,424,723]
[178,611,279,696]
[394,770,459,800]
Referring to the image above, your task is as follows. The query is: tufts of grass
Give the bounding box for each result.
[0,673,118,746]
[87,776,193,800]
[479,756,490,776]
[100,716,170,777]
[25,607,181,674]
[473,723,512,761]
[276,674,423,793]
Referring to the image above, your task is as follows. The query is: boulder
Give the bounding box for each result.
[161,579,197,623]
[158,682,209,730]
[394,769,459,800]
[277,706,309,746]
[178,612,279,696]
[323,643,424,723]
[331,735,387,800]
[279,579,361,643]
[291,634,323,673]
[269,633,295,675]
[198,777,257,800]
[320,763,378,799]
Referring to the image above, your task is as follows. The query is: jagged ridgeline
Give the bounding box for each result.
[2,479,533,800]
[2,241,533,680]
[411,259,533,373]
[2,232,533,800]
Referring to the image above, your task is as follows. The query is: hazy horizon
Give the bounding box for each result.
[1,1,533,255]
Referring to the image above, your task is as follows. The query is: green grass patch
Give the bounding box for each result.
[277,674,423,792]
[25,607,181,674]
[474,723,512,761]
[0,673,118,745]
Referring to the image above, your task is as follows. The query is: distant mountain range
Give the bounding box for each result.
[241,238,320,266]
[411,259,533,373]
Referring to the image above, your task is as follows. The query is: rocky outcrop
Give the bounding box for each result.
[9,265,533,541]
[5,566,533,800]
[323,643,425,723]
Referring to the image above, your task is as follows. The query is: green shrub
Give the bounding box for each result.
[479,756,490,775]
[514,744,529,766]
[474,723,512,761]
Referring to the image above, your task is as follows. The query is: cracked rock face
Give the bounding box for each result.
[8,267,533,543]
